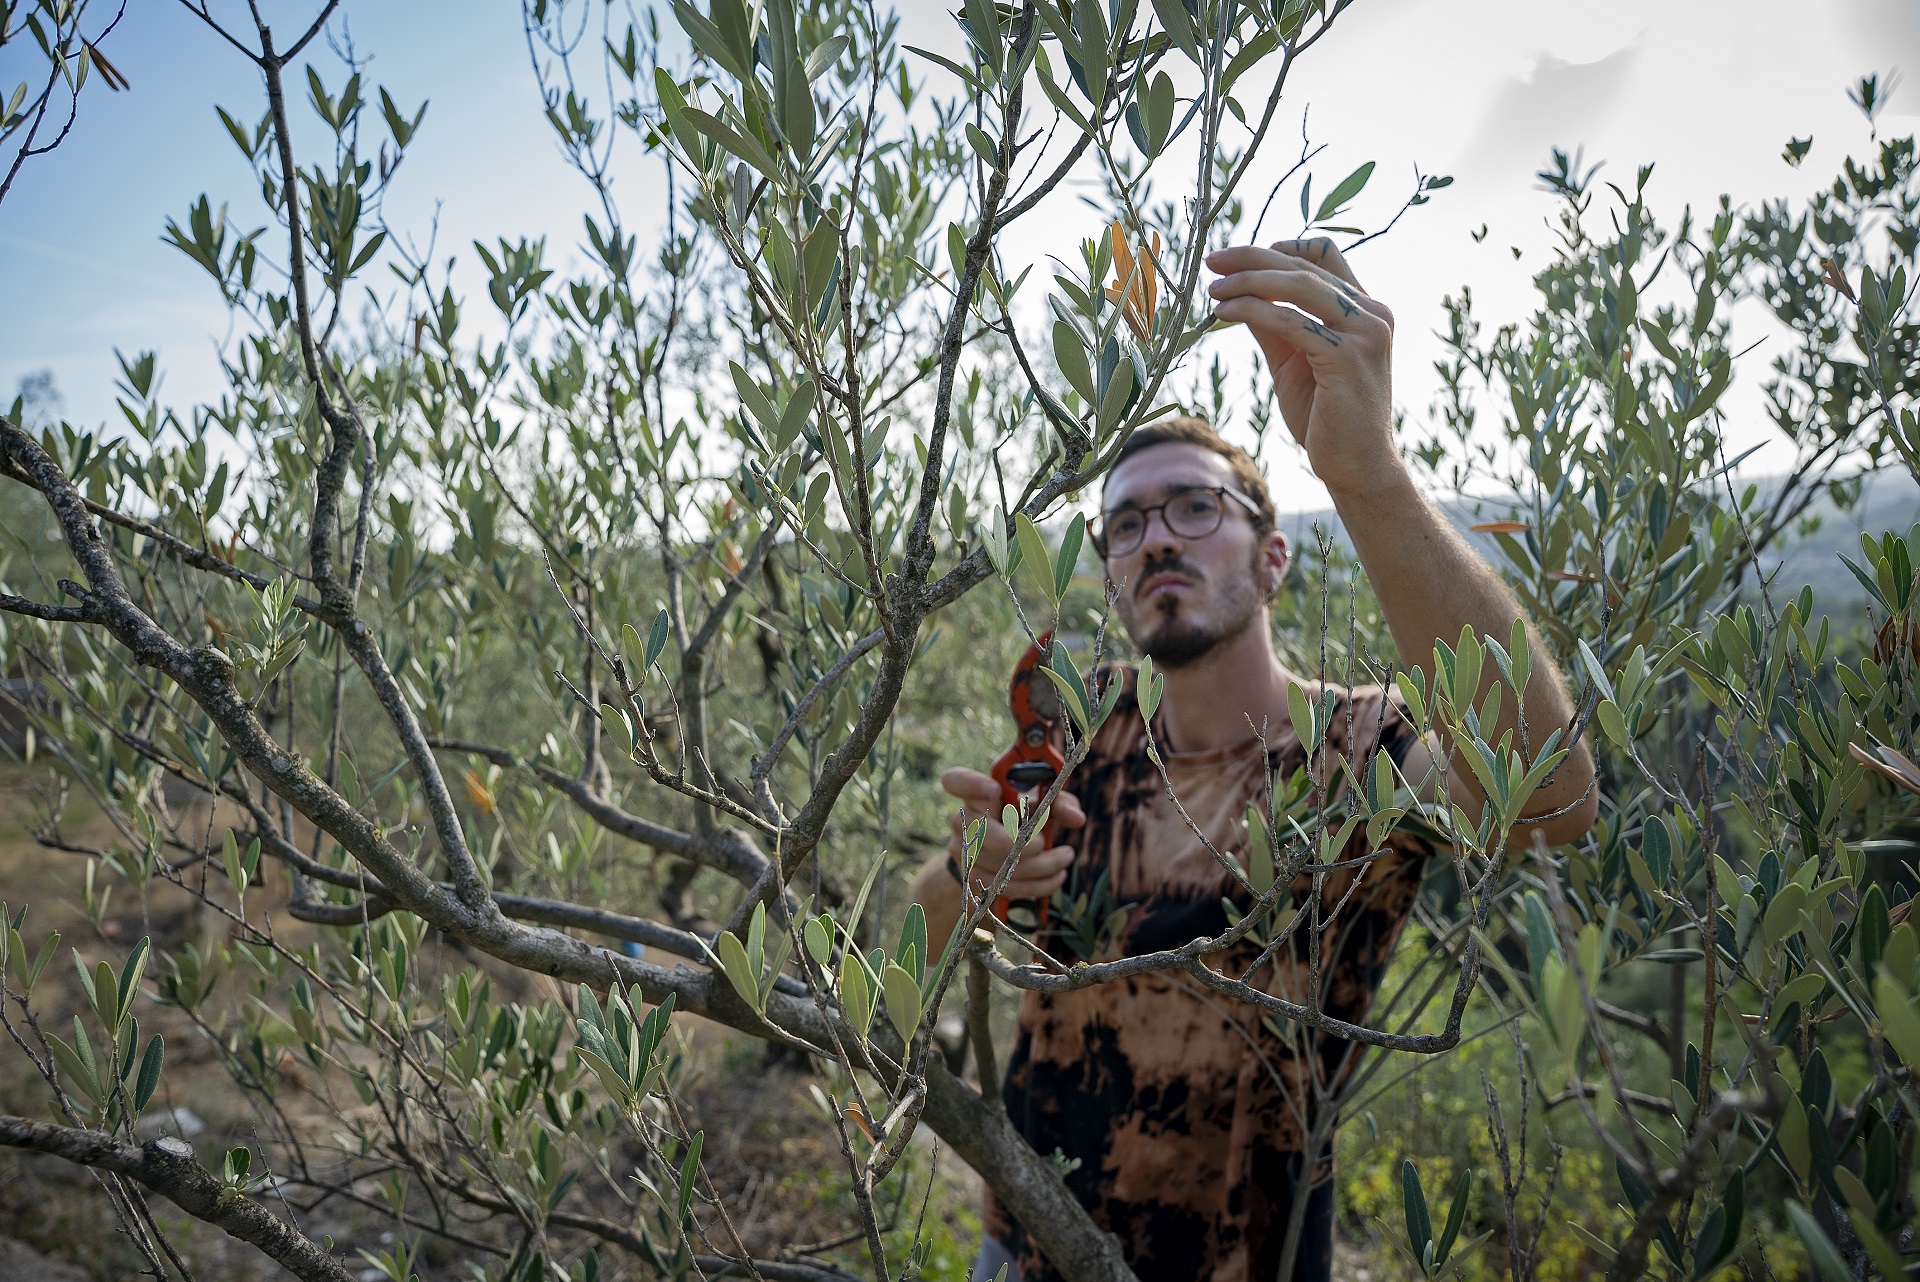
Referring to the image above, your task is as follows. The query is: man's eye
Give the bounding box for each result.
[1178,494,1217,516]
[1110,514,1144,537]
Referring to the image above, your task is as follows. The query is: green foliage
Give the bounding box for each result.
[1366,82,1920,1280]
[1398,1158,1478,1278]
[574,984,677,1118]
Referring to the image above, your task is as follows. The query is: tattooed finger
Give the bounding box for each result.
[1301,318,1342,347]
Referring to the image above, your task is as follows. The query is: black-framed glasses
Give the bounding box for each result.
[1091,485,1259,558]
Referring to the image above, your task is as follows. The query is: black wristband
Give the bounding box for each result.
[945,851,966,886]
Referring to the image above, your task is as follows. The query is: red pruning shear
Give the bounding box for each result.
[987,631,1067,931]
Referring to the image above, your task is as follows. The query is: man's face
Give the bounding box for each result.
[1100,442,1284,668]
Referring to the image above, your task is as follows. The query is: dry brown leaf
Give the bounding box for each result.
[1849,741,1920,796]
[1103,220,1161,346]
[1823,256,1860,303]
[464,768,497,816]
[85,40,130,91]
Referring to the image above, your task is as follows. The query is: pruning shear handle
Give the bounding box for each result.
[986,631,1066,932]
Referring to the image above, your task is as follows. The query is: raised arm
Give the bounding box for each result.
[1207,238,1598,845]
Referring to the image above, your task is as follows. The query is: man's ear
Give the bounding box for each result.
[1265,531,1291,597]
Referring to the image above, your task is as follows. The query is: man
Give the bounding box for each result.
[908,239,1598,1282]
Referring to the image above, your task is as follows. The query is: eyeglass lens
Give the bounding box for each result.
[1101,489,1225,554]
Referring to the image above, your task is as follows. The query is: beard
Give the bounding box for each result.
[1128,549,1268,670]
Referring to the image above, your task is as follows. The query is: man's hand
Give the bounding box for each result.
[941,767,1086,902]
[1205,237,1398,498]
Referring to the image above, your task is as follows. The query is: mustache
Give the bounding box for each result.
[1132,553,1205,598]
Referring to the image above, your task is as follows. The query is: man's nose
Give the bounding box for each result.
[1136,508,1183,557]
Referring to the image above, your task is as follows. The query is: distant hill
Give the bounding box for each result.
[1275,472,1920,618]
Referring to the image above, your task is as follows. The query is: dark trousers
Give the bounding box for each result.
[971,1173,1337,1282]
[1277,1172,1337,1282]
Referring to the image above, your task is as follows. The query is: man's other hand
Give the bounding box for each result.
[941,767,1085,902]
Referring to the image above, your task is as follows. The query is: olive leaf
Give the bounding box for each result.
[1054,513,1085,601]
[713,918,764,1014]
[803,915,833,966]
[839,951,875,1037]
[882,960,922,1046]
[1015,513,1058,606]
[676,1130,705,1226]
[1314,160,1375,224]
[1136,656,1162,723]
[133,1034,165,1111]
[1401,1159,1433,1272]
[1038,642,1092,733]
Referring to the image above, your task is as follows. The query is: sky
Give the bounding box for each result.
[4,0,1919,514]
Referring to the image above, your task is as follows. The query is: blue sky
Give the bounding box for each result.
[1,1,585,424]
[4,0,1919,509]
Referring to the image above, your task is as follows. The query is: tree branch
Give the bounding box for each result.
[0,591,89,622]
[0,1116,356,1282]
[1,452,327,613]
[428,737,772,887]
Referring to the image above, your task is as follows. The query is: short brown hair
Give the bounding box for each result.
[1101,416,1276,544]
